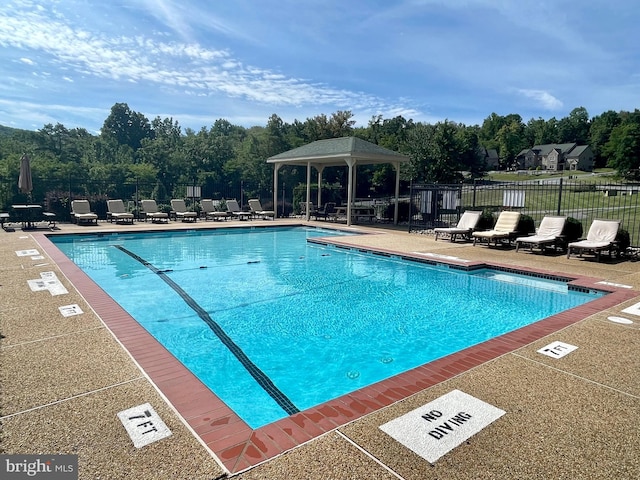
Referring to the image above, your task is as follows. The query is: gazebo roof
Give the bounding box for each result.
[267,137,410,166]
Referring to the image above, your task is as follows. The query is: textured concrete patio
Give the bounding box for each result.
[1,218,638,479]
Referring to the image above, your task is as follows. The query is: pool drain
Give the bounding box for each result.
[346,371,360,379]
[380,356,394,364]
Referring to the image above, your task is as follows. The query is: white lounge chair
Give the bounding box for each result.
[170,199,198,222]
[248,199,275,220]
[140,200,169,223]
[200,199,229,221]
[515,216,567,252]
[434,211,482,242]
[107,199,134,224]
[567,219,621,261]
[472,211,521,247]
[71,200,98,225]
[225,199,252,221]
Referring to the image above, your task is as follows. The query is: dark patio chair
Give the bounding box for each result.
[312,202,336,221]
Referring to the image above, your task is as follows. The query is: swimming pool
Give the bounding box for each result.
[51,226,603,428]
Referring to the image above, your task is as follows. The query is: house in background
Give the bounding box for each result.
[479,147,500,170]
[515,143,594,171]
[565,145,595,171]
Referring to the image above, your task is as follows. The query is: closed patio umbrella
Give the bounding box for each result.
[18,153,33,195]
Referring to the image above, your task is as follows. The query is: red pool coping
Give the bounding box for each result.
[34,232,637,474]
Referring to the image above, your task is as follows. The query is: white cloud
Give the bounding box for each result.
[1,1,638,131]
[517,89,563,111]
[0,3,416,118]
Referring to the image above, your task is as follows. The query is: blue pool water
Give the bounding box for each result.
[51,226,602,428]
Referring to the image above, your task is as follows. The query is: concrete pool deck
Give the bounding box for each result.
[1,218,639,479]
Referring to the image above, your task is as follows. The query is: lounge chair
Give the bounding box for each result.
[311,202,336,221]
[248,199,275,220]
[71,200,98,225]
[515,216,567,252]
[567,219,621,261]
[200,199,229,221]
[225,199,252,221]
[140,200,169,223]
[472,211,521,247]
[434,210,482,242]
[170,199,198,222]
[106,199,134,224]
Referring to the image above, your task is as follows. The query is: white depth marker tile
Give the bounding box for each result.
[27,272,69,296]
[28,279,49,292]
[621,302,640,317]
[16,249,40,257]
[59,304,84,317]
[537,341,577,359]
[40,272,68,296]
[607,316,634,325]
[380,390,505,463]
[117,403,171,448]
[412,252,472,263]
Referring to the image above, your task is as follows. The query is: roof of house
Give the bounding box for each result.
[535,143,577,156]
[517,143,579,158]
[566,145,591,158]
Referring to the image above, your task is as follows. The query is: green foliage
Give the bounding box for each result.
[478,208,496,230]
[151,181,168,203]
[517,214,536,235]
[562,217,583,242]
[616,229,631,253]
[406,121,477,183]
[604,122,640,179]
[3,103,640,212]
[384,201,412,222]
[158,203,172,214]
[102,103,153,150]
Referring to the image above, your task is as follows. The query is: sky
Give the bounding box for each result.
[0,0,638,134]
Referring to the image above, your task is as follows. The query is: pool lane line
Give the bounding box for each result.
[113,245,300,416]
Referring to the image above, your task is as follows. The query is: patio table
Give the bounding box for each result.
[11,204,43,229]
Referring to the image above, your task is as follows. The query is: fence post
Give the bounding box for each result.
[556,177,563,215]
[472,179,477,208]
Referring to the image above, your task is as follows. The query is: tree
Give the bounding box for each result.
[328,110,356,138]
[101,103,153,150]
[455,126,485,178]
[525,117,559,145]
[589,110,621,168]
[496,120,527,168]
[604,123,640,179]
[557,107,590,144]
[407,121,465,183]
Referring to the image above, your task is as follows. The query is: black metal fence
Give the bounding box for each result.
[1,179,275,222]
[409,178,640,246]
[3,175,640,246]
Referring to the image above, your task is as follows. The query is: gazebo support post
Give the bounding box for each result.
[345,158,356,226]
[316,165,324,211]
[394,161,401,224]
[305,161,312,221]
[273,163,281,219]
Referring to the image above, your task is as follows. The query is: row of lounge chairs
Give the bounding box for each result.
[433,210,622,261]
[70,198,275,225]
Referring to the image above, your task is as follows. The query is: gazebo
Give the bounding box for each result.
[267,137,410,225]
